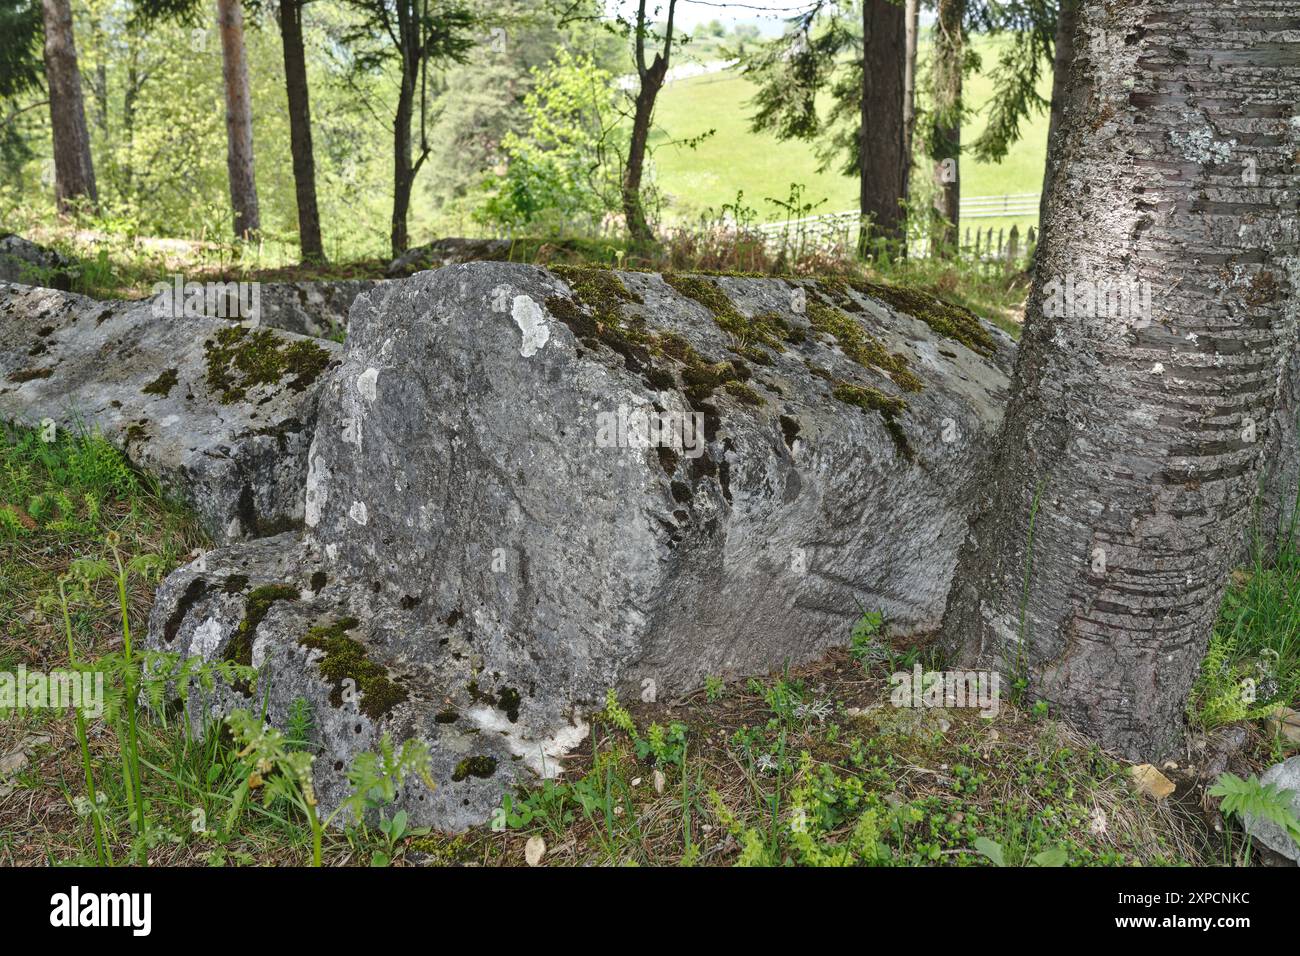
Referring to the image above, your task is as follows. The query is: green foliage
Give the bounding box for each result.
[0,0,43,100]
[478,50,628,231]
[1210,772,1300,849]
[704,675,725,702]
[974,836,1066,867]
[226,710,435,867]
[1193,545,1300,731]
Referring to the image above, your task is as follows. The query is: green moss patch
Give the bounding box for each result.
[299,616,408,719]
[852,280,996,357]
[806,299,923,393]
[142,368,179,398]
[833,382,911,460]
[224,583,299,670]
[452,755,498,782]
[663,274,801,364]
[203,325,333,404]
[547,268,762,416]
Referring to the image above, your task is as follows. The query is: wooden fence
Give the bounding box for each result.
[752,194,1040,266]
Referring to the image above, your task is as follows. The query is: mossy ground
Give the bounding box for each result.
[412,647,1229,867]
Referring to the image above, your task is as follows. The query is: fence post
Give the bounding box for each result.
[1007,224,1019,263]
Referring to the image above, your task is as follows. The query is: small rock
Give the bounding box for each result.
[630,777,641,787]
[1089,807,1108,836]
[1131,763,1176,800]
[653,770,665,794]
[1266,706,1300,747]
[0,750,27,775]
[1241,756,1300,864]
[524,835,546,867]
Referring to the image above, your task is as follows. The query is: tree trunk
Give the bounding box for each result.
[622,0,675,245]
[622,71,665,244]
[391,68,415,257]
[217,0,260,240]
[941,0,1300,760]
[858,0,907,253]
[902,0,919,172]
[41,0,97,214]
[1038,0,1080,228]
[929,0,963,256]
[279,0,325,262]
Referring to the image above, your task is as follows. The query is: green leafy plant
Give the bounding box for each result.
[225,710,435,867]
[974,836,1067,867]
[1210,772,1300,855]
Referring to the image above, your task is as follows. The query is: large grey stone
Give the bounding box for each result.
[145,261,1014,830]
[0,235,77,290]
[0,282,340,542]
[243,280,384,340]
[1243,756,1300,864]
[386,237,513,278]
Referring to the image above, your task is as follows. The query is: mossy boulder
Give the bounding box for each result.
[0,281,340,542]
[145,260,1014,832]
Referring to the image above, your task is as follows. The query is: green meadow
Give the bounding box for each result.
[652,34,1052,239]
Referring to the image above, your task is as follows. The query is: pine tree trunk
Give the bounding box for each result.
[941,0,1300,760]
[217,0,260,240]
[279,0,325,262]
[858,0,907,252]
[1038,0,1080,227]
[41,0,97,214]
[929,0,963,257]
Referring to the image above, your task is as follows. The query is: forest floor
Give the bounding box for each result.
[0,240,1295,867]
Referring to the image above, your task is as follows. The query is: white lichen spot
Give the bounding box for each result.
[489,284,512,313]
[341,415,362,449]
[325,543,338,562]
[356,367,380,402]
[348,501,368,526]
[512,295,550,357]
[304,452,329,527]
[192,617,223,659]
[466,706,590,777]
[1169,124,1236,165]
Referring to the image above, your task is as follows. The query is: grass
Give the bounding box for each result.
[2,426,1292,866]
[1191,543,1300,750]
[652,33,1052,235]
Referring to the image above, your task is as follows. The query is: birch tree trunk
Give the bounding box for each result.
[217,0,260,239]
[928,0,963,256]
[858,0,907,252]
[41,0,98,214]
[902,0,919,186]
[941,0,1300,760]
